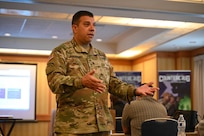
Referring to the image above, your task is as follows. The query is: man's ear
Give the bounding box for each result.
[72,24,77,33]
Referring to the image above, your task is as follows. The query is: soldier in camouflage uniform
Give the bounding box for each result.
[46,10,158,136]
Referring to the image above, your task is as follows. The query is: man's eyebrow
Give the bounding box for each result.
[83,21,89,23]
[83,21,92,24]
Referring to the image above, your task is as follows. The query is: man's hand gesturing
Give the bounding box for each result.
[81,69,106,93]
[136,82,159,96]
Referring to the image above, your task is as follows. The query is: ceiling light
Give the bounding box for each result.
[96,39,102,42]
[117,50,142,58]
[52,36,58,39]
[98,16,192,29]
[0,9,33,16]
[0,0,33,3]
[128,19,184,28]
[34,11,71,19]
[167,0,204,4]
[98,16,132,25]
[0,48,51,55]
[4,33,11,36]
[1,8,203,30]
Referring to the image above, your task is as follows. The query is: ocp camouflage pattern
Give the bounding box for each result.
[46,39,135,134]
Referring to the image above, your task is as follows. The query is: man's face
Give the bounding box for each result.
[72,16,96,45]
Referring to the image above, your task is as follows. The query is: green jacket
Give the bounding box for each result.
[46,39,135,134]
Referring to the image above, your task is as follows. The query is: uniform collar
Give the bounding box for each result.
[71,39,98,55]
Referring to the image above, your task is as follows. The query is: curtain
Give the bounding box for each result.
[193,55,204,120]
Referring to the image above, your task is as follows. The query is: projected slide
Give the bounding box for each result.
[0,63,37,120]
[0,69,30,109]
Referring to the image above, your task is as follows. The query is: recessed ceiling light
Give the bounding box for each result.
[96,39,102,42]
[4,33,11,36]
[52,36,58,39]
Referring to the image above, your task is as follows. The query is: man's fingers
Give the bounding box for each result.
[88,69,96,76]
[146,82,154,87]
[95,88,105,93]
[83,69,106,93]
[95,83,106,93]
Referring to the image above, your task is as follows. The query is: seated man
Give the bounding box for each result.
[121,84,167,136]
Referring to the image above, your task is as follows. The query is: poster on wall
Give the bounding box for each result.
[115,71,142,87]
[114,71,142,103]
[158,70,191,116]
[113,71,142,132]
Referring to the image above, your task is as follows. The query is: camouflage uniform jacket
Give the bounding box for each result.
[46,39,136,134]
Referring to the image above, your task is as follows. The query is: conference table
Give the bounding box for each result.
[186,131,199,136]
[110,131,199,136]
[0,118,22,136]
[111,133,125,136]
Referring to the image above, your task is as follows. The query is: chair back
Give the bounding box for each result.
[49,109,56,136]
[141,118,178,136]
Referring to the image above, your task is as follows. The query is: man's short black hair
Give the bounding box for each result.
[72,11,94,25]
